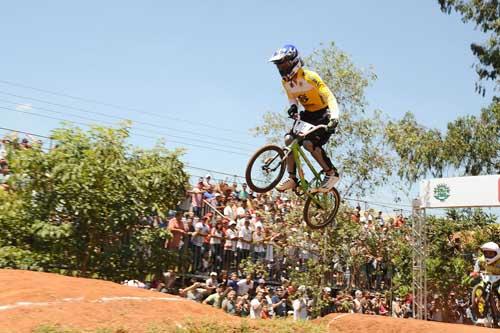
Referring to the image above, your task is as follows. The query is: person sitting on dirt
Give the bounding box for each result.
[269,44,340,192]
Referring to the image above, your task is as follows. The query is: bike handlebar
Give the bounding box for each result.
[289,114,328,138]
[299,124,328,137]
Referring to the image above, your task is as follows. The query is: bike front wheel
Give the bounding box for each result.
[303,188,340,229]
[245,144,286,193]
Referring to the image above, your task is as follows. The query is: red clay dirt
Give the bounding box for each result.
[0,269,497,333]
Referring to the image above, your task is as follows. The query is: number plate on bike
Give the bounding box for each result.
[292,120,316,137]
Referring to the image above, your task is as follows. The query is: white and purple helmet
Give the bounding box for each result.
[269,44,302,81]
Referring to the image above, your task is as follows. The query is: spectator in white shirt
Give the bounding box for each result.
[237,274,254,296]
[252,226,266,262]
[250,291,265,319]
[292,285,308,321]
[237,218,252,269]
[223,221,238,271]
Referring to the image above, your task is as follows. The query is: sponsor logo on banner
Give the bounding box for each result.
[433,184,450,202]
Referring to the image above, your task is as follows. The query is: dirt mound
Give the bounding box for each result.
[0,269,231,333]
[1,269,496,333]
[321,313,496,333]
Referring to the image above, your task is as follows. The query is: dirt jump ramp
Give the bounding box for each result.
[0,269,497,332]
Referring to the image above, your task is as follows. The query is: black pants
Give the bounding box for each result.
[223,249,235,271]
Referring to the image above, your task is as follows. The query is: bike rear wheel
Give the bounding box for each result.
[303,188,340,229]
[245,144,286,193]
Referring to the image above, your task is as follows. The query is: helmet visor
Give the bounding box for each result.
[483,250,497,259]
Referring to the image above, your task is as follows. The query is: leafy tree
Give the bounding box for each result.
[386,99,500,182]
[0,124,189,281]
[252,42,394,197]
[438,0,500,94]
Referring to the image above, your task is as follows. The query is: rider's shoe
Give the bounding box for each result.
[276,177,297,192]
[316,170,340,193]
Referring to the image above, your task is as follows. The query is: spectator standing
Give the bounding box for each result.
[210,221,224,272]
[191,180,204,217]
[192,216,210,273]
[223,221,238,271]
[252,226,266,262]
[237,219,252,269]
[224,198,236,220]
[165,211,186,250]
[375,211,384,227]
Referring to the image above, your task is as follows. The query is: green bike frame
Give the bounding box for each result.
[283,139,327,207]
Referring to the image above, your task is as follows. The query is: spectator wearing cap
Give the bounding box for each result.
[203,284,226,308]
[223,221,238,271]
[202,272,217,293]
[203,174,212,190]
[165,211,186,250]
[255,278,266,294]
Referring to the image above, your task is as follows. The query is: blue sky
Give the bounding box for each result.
[0,1,493,210]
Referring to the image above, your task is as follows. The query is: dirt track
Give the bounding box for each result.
[0,269,496,332]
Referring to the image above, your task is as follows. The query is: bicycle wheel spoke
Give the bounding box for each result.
[303,188,340,229]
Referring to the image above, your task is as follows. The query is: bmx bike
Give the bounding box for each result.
[471,272,500,328]
[245,116,340,229]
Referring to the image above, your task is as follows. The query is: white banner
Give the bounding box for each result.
[420,175,500,209]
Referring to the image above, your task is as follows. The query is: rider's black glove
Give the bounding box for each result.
[287,104,298,118]
[327,119,338,134]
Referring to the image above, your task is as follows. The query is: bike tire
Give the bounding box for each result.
[245,144,286,193]
[471,283,492,326]
[490,287,500,328]
[303,187,340,229]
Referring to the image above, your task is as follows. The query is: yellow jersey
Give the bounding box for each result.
[476,254,500,275]
[282,68,339,118]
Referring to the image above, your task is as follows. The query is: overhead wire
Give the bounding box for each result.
[0,79,244,135]
[0,90,256,148]
[0,106,249,156]
[0,97,253,153]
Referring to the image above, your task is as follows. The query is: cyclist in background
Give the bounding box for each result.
[269,44,340,192]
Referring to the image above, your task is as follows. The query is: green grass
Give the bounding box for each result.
[33,318,326,333]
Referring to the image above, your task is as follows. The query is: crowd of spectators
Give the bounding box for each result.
[144,174,433,321]
[1,132,474,324]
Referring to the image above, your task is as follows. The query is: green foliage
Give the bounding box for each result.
[0,124,188,281]
[425,211,499,297]
[438,0,500,94]
[252,42,393,197]
[386,100,500,182]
